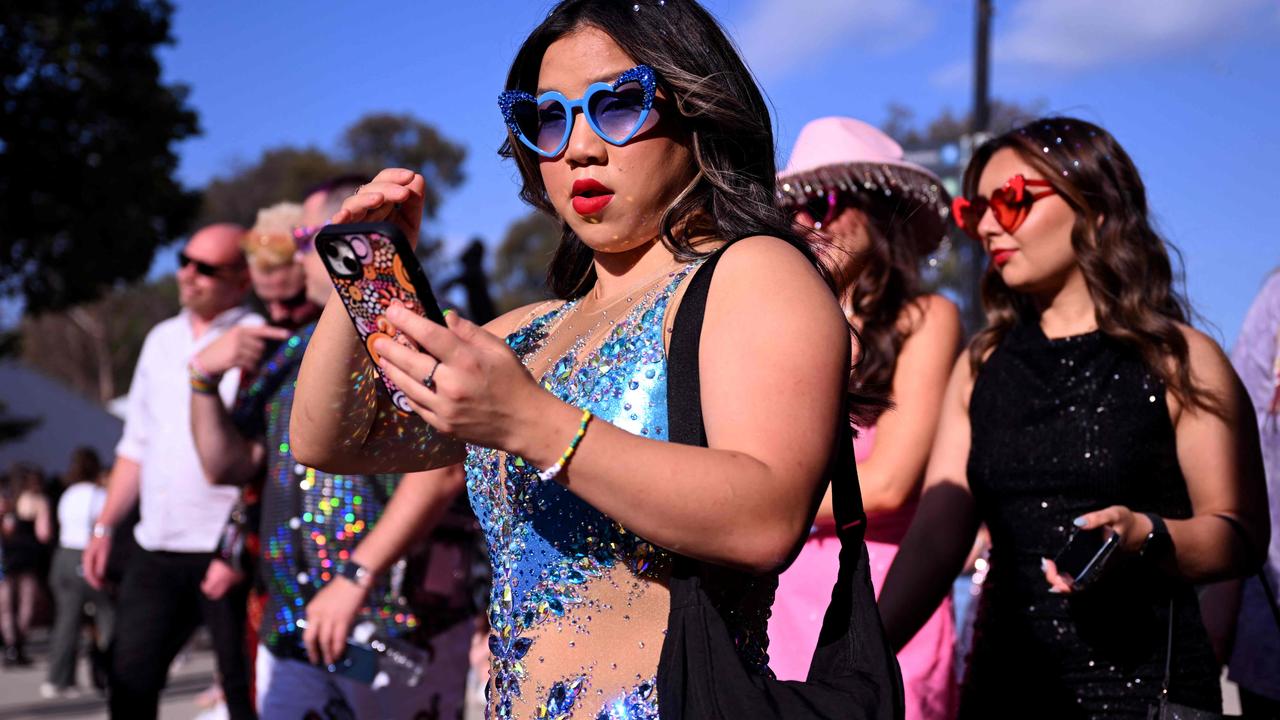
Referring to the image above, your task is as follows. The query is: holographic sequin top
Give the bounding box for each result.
[467,261,771,719]
[961,318,1219,718]
[232,323,418,656]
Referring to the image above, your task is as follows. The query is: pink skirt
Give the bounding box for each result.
[769,528,958,720]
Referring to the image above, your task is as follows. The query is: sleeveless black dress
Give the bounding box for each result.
[961,319,1220,718]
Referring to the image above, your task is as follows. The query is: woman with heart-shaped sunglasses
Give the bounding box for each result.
[289,1,900,718]
[878,116,1269,717]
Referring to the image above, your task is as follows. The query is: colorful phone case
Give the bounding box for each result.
[314,222,446,414]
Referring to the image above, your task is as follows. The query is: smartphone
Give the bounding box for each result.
[289,635,380,684]
[1053,526,1119,590]
[314,223,446,414]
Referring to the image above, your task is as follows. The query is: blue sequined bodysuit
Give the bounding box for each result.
[468,263,751,720]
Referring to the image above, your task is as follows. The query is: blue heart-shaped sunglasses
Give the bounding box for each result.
[499,65,658,158]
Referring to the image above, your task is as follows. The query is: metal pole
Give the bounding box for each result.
[973,0,992,133]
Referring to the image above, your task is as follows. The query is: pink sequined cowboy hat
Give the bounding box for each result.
[776,116,952,254]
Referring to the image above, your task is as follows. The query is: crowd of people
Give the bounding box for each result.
[2,0,1278,718]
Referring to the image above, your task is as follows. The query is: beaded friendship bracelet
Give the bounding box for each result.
[188,358,222,396]
[538,409,593,482]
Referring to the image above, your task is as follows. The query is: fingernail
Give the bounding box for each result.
[443,308,455,317]
[1048,587,1062,594]
[1040,558,1050,572]
[1072,517,1087,527]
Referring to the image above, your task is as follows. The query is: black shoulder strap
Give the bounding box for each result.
[666,244,863,537]
[667,247,728,449]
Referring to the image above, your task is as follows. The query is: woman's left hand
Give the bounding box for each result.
[1041,505,1153,594]
[374,305,545,451]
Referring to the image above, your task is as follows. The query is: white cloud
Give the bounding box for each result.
[996,0,1271,70]
[733,0,937,82]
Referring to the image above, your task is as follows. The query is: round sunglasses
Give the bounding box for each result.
[952,174,1056,240]
[498,65,658,158]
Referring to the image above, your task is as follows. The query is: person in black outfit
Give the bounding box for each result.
[878,117,1270,718]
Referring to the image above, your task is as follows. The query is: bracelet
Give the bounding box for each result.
[188,358,222,395]
[538,409,593,482]
[92,522,111,539]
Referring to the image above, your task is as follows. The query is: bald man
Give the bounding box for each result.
[84,223,261,720]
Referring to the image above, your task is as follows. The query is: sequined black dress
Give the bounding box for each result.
[962,319,1220,718]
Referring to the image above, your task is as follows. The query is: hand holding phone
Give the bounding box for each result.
[314,222,446,414]
[1051,526,1119,591]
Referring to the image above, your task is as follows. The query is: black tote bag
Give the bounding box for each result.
[657,247,905,719]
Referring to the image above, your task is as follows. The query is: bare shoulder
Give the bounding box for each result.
[700,234,848,362]
[482,299,564,340]
[1176,322,1228,362]
[712,235,841,317]
[899,293,962,343]
[1171,322,1239,413]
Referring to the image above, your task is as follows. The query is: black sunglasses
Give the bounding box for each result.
[178,251,243,278]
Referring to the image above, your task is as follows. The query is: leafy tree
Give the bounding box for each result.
[199,147,346,229]
[0,331,39,445]
[19,277,178,403]
[199,112,466,228]
[0,0,200,314]
[340,113,466,220]
[491,212,561,312]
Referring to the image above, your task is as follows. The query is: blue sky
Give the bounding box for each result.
[156,0,1278,346]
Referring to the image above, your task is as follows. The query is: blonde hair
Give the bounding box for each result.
[243,202,304,269]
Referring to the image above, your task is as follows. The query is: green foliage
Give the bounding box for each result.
[199,113,467,228]
[0,0,200,314]
[19,276,179,402]
[491,212,562,312]
[882,99,1046,151]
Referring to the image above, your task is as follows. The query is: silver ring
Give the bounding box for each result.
[422,359,440,391]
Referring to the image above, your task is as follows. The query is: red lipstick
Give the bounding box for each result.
[991,248,1017,268]
[570,178,614,216]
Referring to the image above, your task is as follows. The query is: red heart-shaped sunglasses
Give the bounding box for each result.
[952,174,1056,240]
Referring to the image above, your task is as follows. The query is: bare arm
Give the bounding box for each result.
[84,455,142,589]
[96,456,142,531]
[377,237,849,573]
[192,391,266,486]
[1160,328,1269,579]
[290,169,463,474]
[31,495,53,544]
[351,465,467,574]
[303,465,467,664]
[815,295,962,523]
[877,354,981,650]
[188,325,290,485]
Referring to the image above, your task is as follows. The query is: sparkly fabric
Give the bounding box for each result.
[961,318,1220,718]
[467,262,760,719]
[232,323,417,656]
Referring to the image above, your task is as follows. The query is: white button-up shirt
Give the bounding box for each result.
[115,306,263,553]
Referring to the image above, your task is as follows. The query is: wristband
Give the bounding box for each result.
[188,359,222,395]
[92,522,111,539]
[538,409,593,481]
[338,561,373,590]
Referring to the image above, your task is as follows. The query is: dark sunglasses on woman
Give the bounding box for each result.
[952,174,1056,240]
[177,251,244,278]
[791,190,848,230]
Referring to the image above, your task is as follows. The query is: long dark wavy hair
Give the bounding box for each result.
[497,0,822,299]
[965,117,1217,415]
[833,194,932,419]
